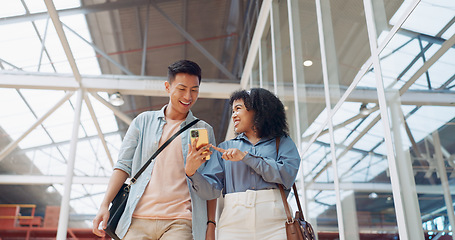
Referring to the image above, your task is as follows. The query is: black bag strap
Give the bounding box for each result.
[129,118,199,185]
[276,137,306,222]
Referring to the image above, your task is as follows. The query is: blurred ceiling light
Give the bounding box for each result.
[369,192,378,199]
[303,60,313,67]
[359,103,369,115]
[386,196,393,203]
[46,185,56,193]
[109,92,124,106]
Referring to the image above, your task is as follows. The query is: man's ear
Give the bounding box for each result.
[164,81,170,93]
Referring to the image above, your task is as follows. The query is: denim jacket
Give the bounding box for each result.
[113,105,216,240]
[188,134,300,199]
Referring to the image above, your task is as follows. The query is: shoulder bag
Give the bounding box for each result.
[104,119,200,240]
[275,138,315,240]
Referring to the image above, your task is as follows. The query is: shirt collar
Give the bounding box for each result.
[157,104,197,125]
[234,132,273,144]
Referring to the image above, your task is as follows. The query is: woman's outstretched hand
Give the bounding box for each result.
[211,146,247,162]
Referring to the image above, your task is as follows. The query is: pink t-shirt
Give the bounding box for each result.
[133,118,192,220]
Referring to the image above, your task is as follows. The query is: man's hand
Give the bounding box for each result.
[211,146,247,162]
[185,137,212,177]
[92,205,110,237]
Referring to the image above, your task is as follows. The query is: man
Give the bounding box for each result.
[92,60,216,240]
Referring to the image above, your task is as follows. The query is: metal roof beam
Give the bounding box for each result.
[1,71,454,105]
[0,174,452,195]
[0,71,239,99]
[0,0,152,25]
[309,182,455,195]
[0,175,110,185]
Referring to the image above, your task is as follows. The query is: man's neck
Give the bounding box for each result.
[164,105,188,121]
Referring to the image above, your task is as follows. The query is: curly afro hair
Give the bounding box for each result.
[229,88,289,139]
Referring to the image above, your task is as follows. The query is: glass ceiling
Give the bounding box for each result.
[0,0,118,222]
[300,0,455,219]
[0,0,454,230]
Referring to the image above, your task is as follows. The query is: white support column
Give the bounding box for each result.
[315,0,345,239]
[140,2,151,76]
[432,131,455,239]
[342,191,359,240]
[387,90,425,239]
[287,0,311,226]
[287,0,306,149]
[259,37,271,89]
[270,0,283,95]
[258,39,264,88]
[240,0,272,89]
[56,89,84,240]
[364,0,424,239]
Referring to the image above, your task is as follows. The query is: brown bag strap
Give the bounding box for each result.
[276,137,306,222]
[278,184,293,222]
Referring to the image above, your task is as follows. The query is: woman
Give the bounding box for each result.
[185,88,301,240]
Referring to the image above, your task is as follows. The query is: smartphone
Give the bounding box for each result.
[190,128,210,160]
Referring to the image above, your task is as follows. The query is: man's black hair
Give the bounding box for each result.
[167,59,202,84]
[229,88,289,139]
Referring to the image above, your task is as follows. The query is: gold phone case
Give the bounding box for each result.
[190,128,210,160]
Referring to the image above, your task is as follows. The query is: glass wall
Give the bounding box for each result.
[241,0,455,239]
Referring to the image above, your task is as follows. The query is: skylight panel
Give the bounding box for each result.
[337,151,363,165]
[41,100,79,142]
[60,14,101,75]
[333,128,353,144]
[0,89,53,147]
[18,89,67,116]
[0,22,43,70]
[0,0,25,18]
[428,61,455,89]
[442,22,455,40]
[372,141,387,155]
[406,106,455,144]
[352,133,383,152]
[50,0,81,10]
[22,0,47,13]
[390,0,455,37]
[331,102,359,125]
[357,71,376,88]
[73,140,103,175]
[28,149,67,175]
[31,19,72,73]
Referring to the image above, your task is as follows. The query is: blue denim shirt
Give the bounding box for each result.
[113,105,216,240]
[188,134,301,200]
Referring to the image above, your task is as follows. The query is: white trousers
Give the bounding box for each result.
[218,189,287,240]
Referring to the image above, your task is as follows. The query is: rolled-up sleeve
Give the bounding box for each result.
[187,149,225,200]
[114,117,141,176]
[242,136,300,189]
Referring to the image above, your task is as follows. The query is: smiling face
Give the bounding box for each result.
[165,73,200,120]
[231,99,255,136]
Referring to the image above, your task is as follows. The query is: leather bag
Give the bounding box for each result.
[104,184,129,240]
[275,138,315,240]
[278,184,315,240]
[104,119,199,240]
